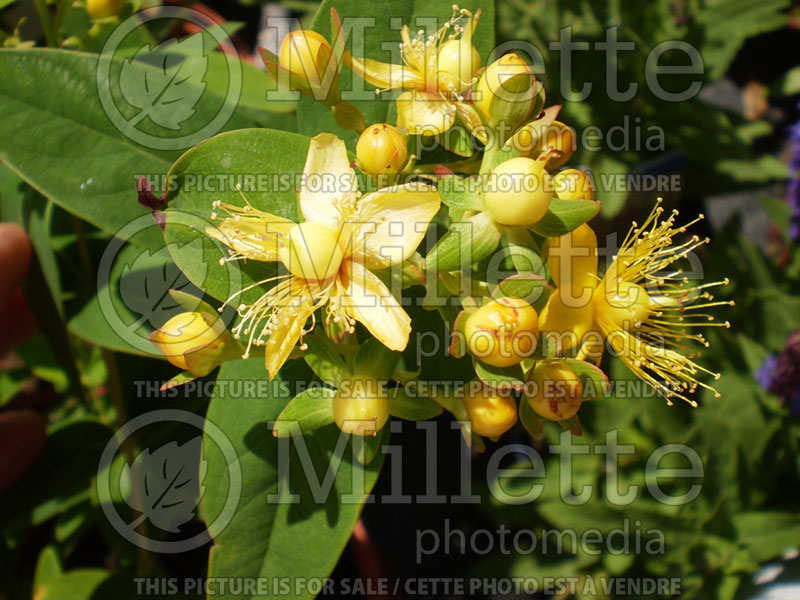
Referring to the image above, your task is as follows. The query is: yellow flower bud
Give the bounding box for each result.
[463,387,518,437]
[553,169,595,201]
[484,157,552,226]
[465,297,539,367]
[86,0,122,19]
[437,39,481,94]
[279,222,344,281]
[526,361,583,421]
[474,53,533,120]
[593,281,652,330]
[279,30,333,83]
[150,312,233,376]
[356,123,408,175]
[333,377,389,436]
[518,121,575,169]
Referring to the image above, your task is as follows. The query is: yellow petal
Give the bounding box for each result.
[337,260,411,351]
[455,101,488,144]
[264,280,317,379]
[350,182,441,269]
[547,223,599,295]
[346,53,424,90]
[299,133,357,228]
[396,90,456,136]
[539,287,596,354]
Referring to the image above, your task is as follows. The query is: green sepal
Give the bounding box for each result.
[303,332,350,385]
[563,359,610,400]
[424,211,502,273]
[437,174,485,211]
[448,310,470,358]
[354,338,400,380]
[519,396,545,439]
[530,198,600,238]
[272,387,336,438]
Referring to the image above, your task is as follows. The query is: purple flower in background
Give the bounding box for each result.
[757,332,800,416]
[788,102,800,241]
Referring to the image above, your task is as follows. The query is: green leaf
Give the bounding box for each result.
[33,546,63,592]
[34,570,133,600]
[518,396,544,439]
[200,358,384,600]
[273,387,337,438]
[163,128,310,304]
[387,387,443,420]
[437,174,484,211]
[530,198,600,237]
[303,333,350,385]
[0,418,113,533]
[354,337,400,380]
[424,211,502,273]
[473,358,524,391]
[733,511,800,562]
[0,49,289,249]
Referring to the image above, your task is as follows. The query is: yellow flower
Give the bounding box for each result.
[540,201,732,405]
[346,6,486,140]
[206,133,440,378]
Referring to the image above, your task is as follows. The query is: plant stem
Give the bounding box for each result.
[32,0,57,47]
[51,0,72,45]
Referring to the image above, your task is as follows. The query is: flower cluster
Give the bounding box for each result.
[151,5,731,442]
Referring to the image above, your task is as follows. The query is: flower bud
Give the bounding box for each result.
[474,53,535,125]
[484,157,552,226]
[514,121,575,168]
[465,297,539,367]
[356,123,408,175]
[150,312,236,376]
[279,30,334,86]
[86,0,122,19]
[279,222,344,281]
[463,387,518,437]
[553,169,595,201]
[333,377,389,436]
[525,361,583,421]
